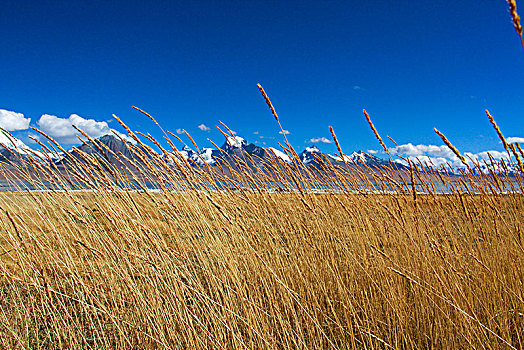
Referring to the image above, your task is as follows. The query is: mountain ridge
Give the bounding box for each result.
[0,133,519,176]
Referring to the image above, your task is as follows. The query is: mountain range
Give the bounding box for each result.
[0,132,519,177]
[165,135,396,171]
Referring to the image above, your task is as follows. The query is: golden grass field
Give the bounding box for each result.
[0,184,523,349]
[1,12,524,347]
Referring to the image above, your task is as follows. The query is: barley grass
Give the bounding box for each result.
[363,110,389,156]
[507,0,524,51]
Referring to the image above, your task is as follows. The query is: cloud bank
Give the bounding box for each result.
[37,114,114,144]
[389,143,511,168]
[390,143,455,159]
[0,109,31,131]
[507,137,524,144]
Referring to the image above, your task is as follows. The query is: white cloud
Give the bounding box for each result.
[198,124,211,132]
[253,131,259,135]
[279,130,290,135]
[309,137,332,144]
[390,143,456,159]
[464,151,509,162]
[507,137,524,144]
[176,128,185,134]
[367,149,378,154]
[37,114,113,144]
[391,142,511,168]
[405,155,453,168]
[0,108,31,131]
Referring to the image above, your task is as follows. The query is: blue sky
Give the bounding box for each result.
[1,0,523,164]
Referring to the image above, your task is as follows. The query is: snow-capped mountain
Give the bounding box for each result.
[0,132,31,154]
[267,147,292,163]
[222,136,248,152]
[219,136,282,162]
[299,147,405,170]
[0,132,33,163]
[170,137,293,167]
[198,147,221,165]
[171,145,222,166]
[299,146,323,164]
[221,136,255,157]
[178,145,196,160]
[328,151,369,163]
[328,151,393,167]
[3,132,519,180]
[0,132,63,163]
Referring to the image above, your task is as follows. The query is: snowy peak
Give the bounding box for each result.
[328,151,373,163]
[169,146,222,166]
[305,145,321,153]
[220,135,267,159]
[267,147,292,163]
[300,145,323,164]
[178,145,196,160]
[218,135,295,164]
[198,147,220,165]
[345,150,391,167]
[0,132,41,164]
[0,132,31,154]
[222,136,247,151]
[0,132,64,163]
[349,151,368,162]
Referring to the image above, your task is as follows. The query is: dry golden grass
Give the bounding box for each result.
[507,0,524,51]
[0,79,523,348]
[0,154,523,349]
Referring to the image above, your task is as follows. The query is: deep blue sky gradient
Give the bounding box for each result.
[1,0,523,154]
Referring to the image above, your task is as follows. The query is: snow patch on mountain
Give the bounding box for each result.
[328,151,368,163]
[0,132,65,163]
[30,150,64,162]
[0,132,31,154]
[305,146,321,153]
[169,145,220,166]
[178,145,194,160]
[349,151,367,162]
[267,147,291,162]
[300,146,323,164]
[225,136,247,149]
[198,148,218,165]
